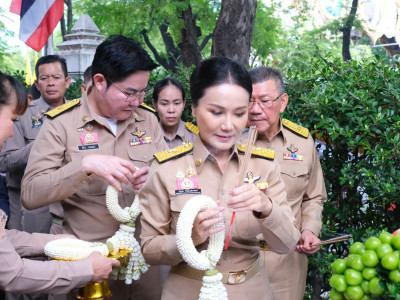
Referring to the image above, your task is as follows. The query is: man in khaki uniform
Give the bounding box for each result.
[247,66,327,300]
[0,55,70,235]
[0,55,70,237]
[21,35,167,300]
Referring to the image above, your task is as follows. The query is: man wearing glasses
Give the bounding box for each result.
[247,66,327,300]
[21,35,167,300]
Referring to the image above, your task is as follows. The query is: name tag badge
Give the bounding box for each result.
[78,144,100,151]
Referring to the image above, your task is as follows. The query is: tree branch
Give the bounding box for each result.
[140,29,170,70]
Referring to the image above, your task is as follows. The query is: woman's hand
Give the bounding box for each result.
[81,155,137,191]
[191,204,224,246]
[227,184,273,217]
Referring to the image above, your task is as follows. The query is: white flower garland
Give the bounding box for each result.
[176,195,228,300]
[45,181,148,285]
[105,185,149,284]
[44,239,109,261]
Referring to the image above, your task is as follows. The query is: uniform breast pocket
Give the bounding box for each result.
[234,210,261,239]
[280,163,309,201]
[127,143,157,167]
[170,195,192,233]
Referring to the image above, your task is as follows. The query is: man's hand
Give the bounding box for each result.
[132,166,149,192]
[87,251,120,283]
[81,155,137,191]
[296,229,320,255]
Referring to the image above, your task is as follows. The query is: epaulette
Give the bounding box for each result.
[45,99,80,119]
[185,122,199,135]
[237,143,275,160]
[154,142,194,163]
[139,103,156,113]
[282,118,309,138]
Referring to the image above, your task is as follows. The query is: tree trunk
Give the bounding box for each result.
[66,0,73,32]
[341,0,358,61]
[60,15,66,41]
[159,22,181,71]
[179,3,203,67]
[211,0,257,67]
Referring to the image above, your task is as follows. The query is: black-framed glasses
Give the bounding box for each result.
[108,78,150,102]
[249,93,284,108]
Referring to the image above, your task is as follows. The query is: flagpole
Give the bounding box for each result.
[44,33,54,55]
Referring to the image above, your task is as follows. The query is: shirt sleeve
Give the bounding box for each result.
[257,162,301,254]
[301,145,327,236]
[0,230,93,294]
[0,118,33,173]
[139,163,183,266]
[21,119,90,210]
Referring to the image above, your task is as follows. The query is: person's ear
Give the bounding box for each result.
[93,74,107,91]
[279,93,289,114]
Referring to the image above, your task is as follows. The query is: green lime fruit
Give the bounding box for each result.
[393,250,400,259]
[333,259,347,274]
[345,269,363,286]
[368,277,384,295]
[362,267,376,280]
[346,285,364,300]
[364,237,382,251]
[330,289,345,300]
[376,243,393,259]
[361,250,379,267]
[389,269,400,283]
[360,280,369,294]
[393,234,400,250]
[360,295,371,300]
[379,231,394,245]
[381,253,399,270]
[330,274,348,292]
[348,255,364,271]
[350,242,365,255]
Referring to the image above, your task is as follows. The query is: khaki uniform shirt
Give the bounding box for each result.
[255,119,327,235]
[0,96,63,219]
[139,137,300,300]
[0,229,92,293]
[21,92,168,242]
[160,120,198,148]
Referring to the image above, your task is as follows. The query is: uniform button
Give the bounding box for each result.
[221,190,225,195]
[195,158,202,166]
[82,115,89,121]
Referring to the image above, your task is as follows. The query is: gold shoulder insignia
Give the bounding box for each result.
[45,99,80,119]
[282,118,309,138]
[154,142,194,163]
[237,143,275,160]
[185,122,199,135]
[139,103,156,113]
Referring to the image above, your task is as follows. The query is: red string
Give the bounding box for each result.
[224,211,236,250]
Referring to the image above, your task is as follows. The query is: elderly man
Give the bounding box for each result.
[0,55,70,236]
[247,66,327,300]
[21,35,167,300]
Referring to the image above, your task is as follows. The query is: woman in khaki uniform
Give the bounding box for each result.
[139,57,300,300]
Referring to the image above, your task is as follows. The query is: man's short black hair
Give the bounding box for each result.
[91,35,158,88]
[35,55,68,78]
[83,66,92,86]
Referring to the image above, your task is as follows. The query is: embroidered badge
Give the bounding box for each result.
[283,153,304,161]
[85,123,94,132]
[287,144,298,154]
[31,113,43,129]
[131,127,146,138]
[244,171,261,184]
[129,137,151,146]
[80,133,98,145]
[175,166,201,195]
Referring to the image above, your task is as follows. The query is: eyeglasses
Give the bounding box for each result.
[108,78,150,102]
[249,93,284,108]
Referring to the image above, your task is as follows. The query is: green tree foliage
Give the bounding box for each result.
[285,54,400,296]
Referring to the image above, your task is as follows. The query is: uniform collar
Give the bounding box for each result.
[257,118,287,145]
[192,135,239,173]
[76,91,138,130]
[159,120,186,142]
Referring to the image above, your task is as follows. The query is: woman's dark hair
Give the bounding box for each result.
[190,56,252,107]
[92,35,159,88]
[0,71,28,115]
[152,77,185,102]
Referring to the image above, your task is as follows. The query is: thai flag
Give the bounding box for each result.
[10,0,64,52]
